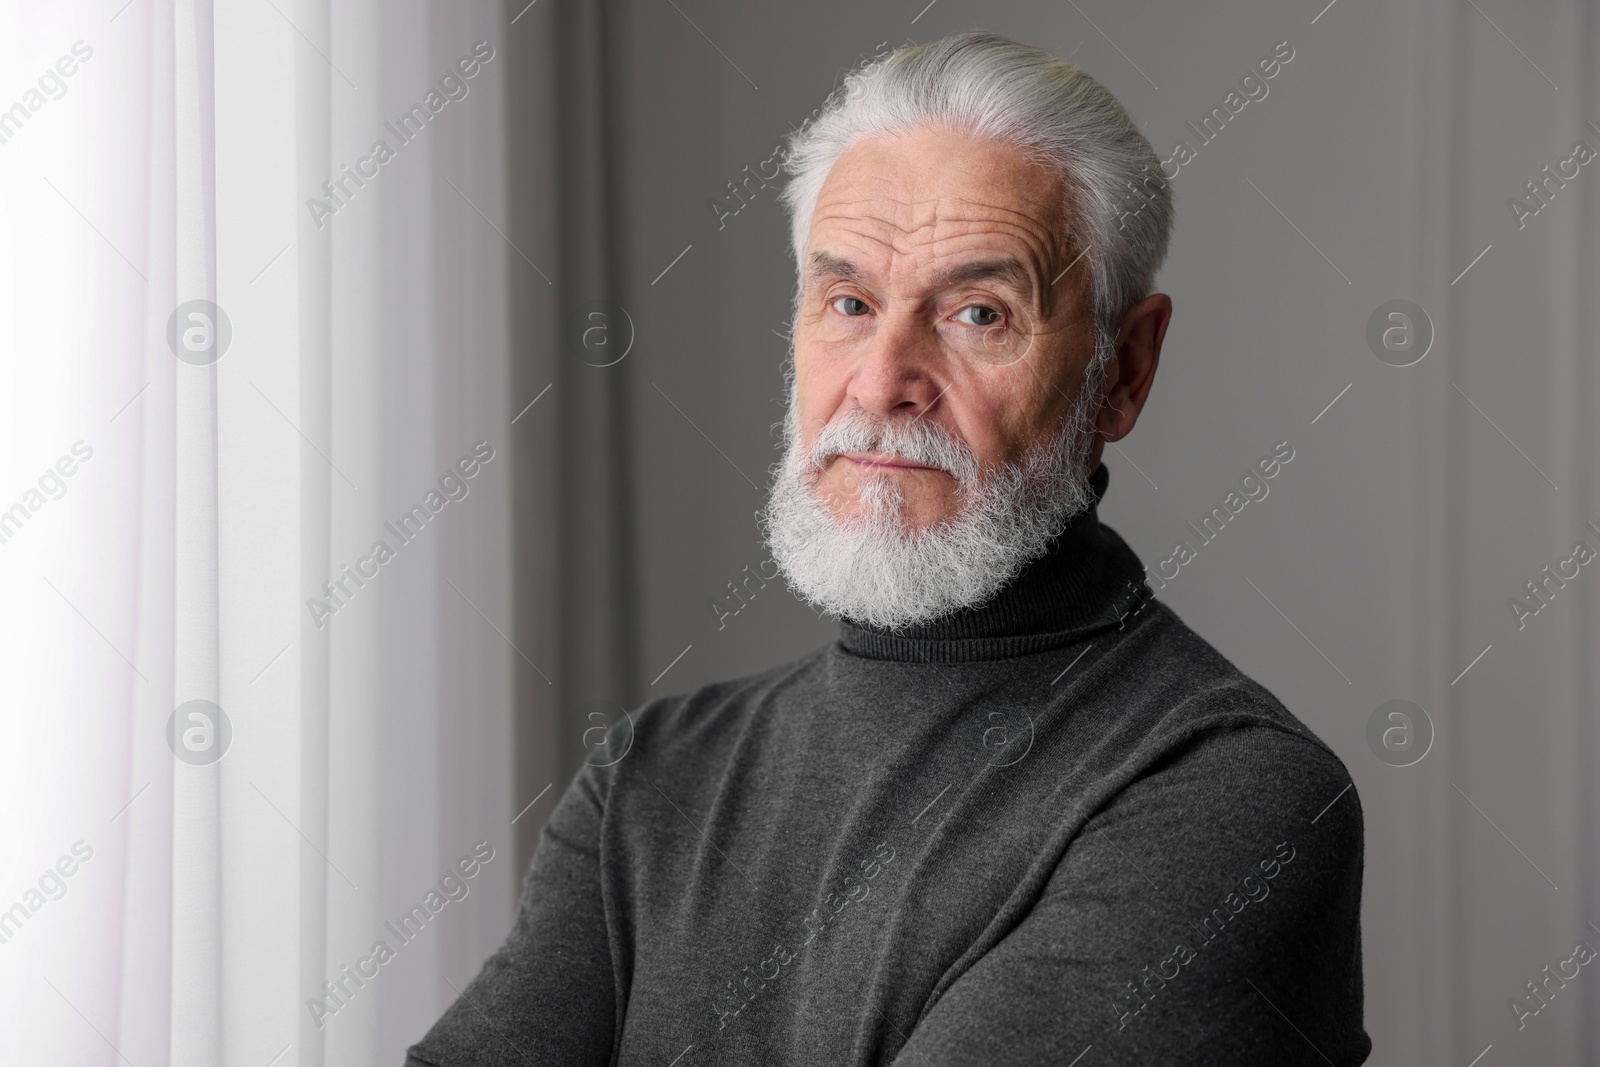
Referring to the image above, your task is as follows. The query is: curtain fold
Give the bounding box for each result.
[171,3,223,1065]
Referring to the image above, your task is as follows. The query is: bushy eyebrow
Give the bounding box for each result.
[807,250,866,285]
[931,257,1031,295]
[807,250,1038,306]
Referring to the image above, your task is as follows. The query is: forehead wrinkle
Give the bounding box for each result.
[919,202,1057,316]
[815,128,1074,247]
[810,185,1071,319]
[818,201,1054,270]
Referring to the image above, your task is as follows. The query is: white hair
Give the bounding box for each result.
[777,30,1173,341]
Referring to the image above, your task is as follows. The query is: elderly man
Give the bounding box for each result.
[408,31,1369,1067]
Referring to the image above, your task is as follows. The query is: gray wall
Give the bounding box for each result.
[509,0,1599,1061]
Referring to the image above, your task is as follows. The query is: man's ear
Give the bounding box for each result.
[1094,293,1171,443]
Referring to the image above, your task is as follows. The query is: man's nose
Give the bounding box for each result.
[844,311,945,418]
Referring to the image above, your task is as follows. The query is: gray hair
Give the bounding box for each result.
[778,31,1173,345]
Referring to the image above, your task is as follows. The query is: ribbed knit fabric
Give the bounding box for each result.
[405,464,1371,1066]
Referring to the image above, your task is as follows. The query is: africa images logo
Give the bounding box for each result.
[307,841,496,1029]
[305,42,496,229]
[0,40,94,150]
[305,442,497,629]
[167,300,233,366]
[167,700,233,766]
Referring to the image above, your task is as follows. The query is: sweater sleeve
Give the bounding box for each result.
[403,762,617,1067]
[889,724,1370,1067]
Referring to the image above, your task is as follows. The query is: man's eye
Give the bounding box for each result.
[955,305,1002,327]
[831,296,871,317]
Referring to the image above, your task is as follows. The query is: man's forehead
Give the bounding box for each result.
[804,209,1071,318]
[811,180,1062,250]
[815,198,1042,243]
[820,129,1064,211]
[806,138,1073,294]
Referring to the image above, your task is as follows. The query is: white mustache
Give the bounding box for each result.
[807,408,979,483]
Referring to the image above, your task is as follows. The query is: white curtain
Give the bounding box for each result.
[0,2,516,1065]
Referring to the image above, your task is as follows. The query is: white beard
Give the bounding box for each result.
[761,355,1109,632]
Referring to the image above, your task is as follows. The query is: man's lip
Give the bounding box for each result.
[835,451,942,472]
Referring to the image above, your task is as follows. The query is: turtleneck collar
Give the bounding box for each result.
[836,463,1151,663]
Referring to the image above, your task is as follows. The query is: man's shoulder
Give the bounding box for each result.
[1138,715,1359,834]
[1090,598,1360,835]
[1113,597,1337,756]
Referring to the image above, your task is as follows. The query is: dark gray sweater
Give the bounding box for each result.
[406,465,1370,1066]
